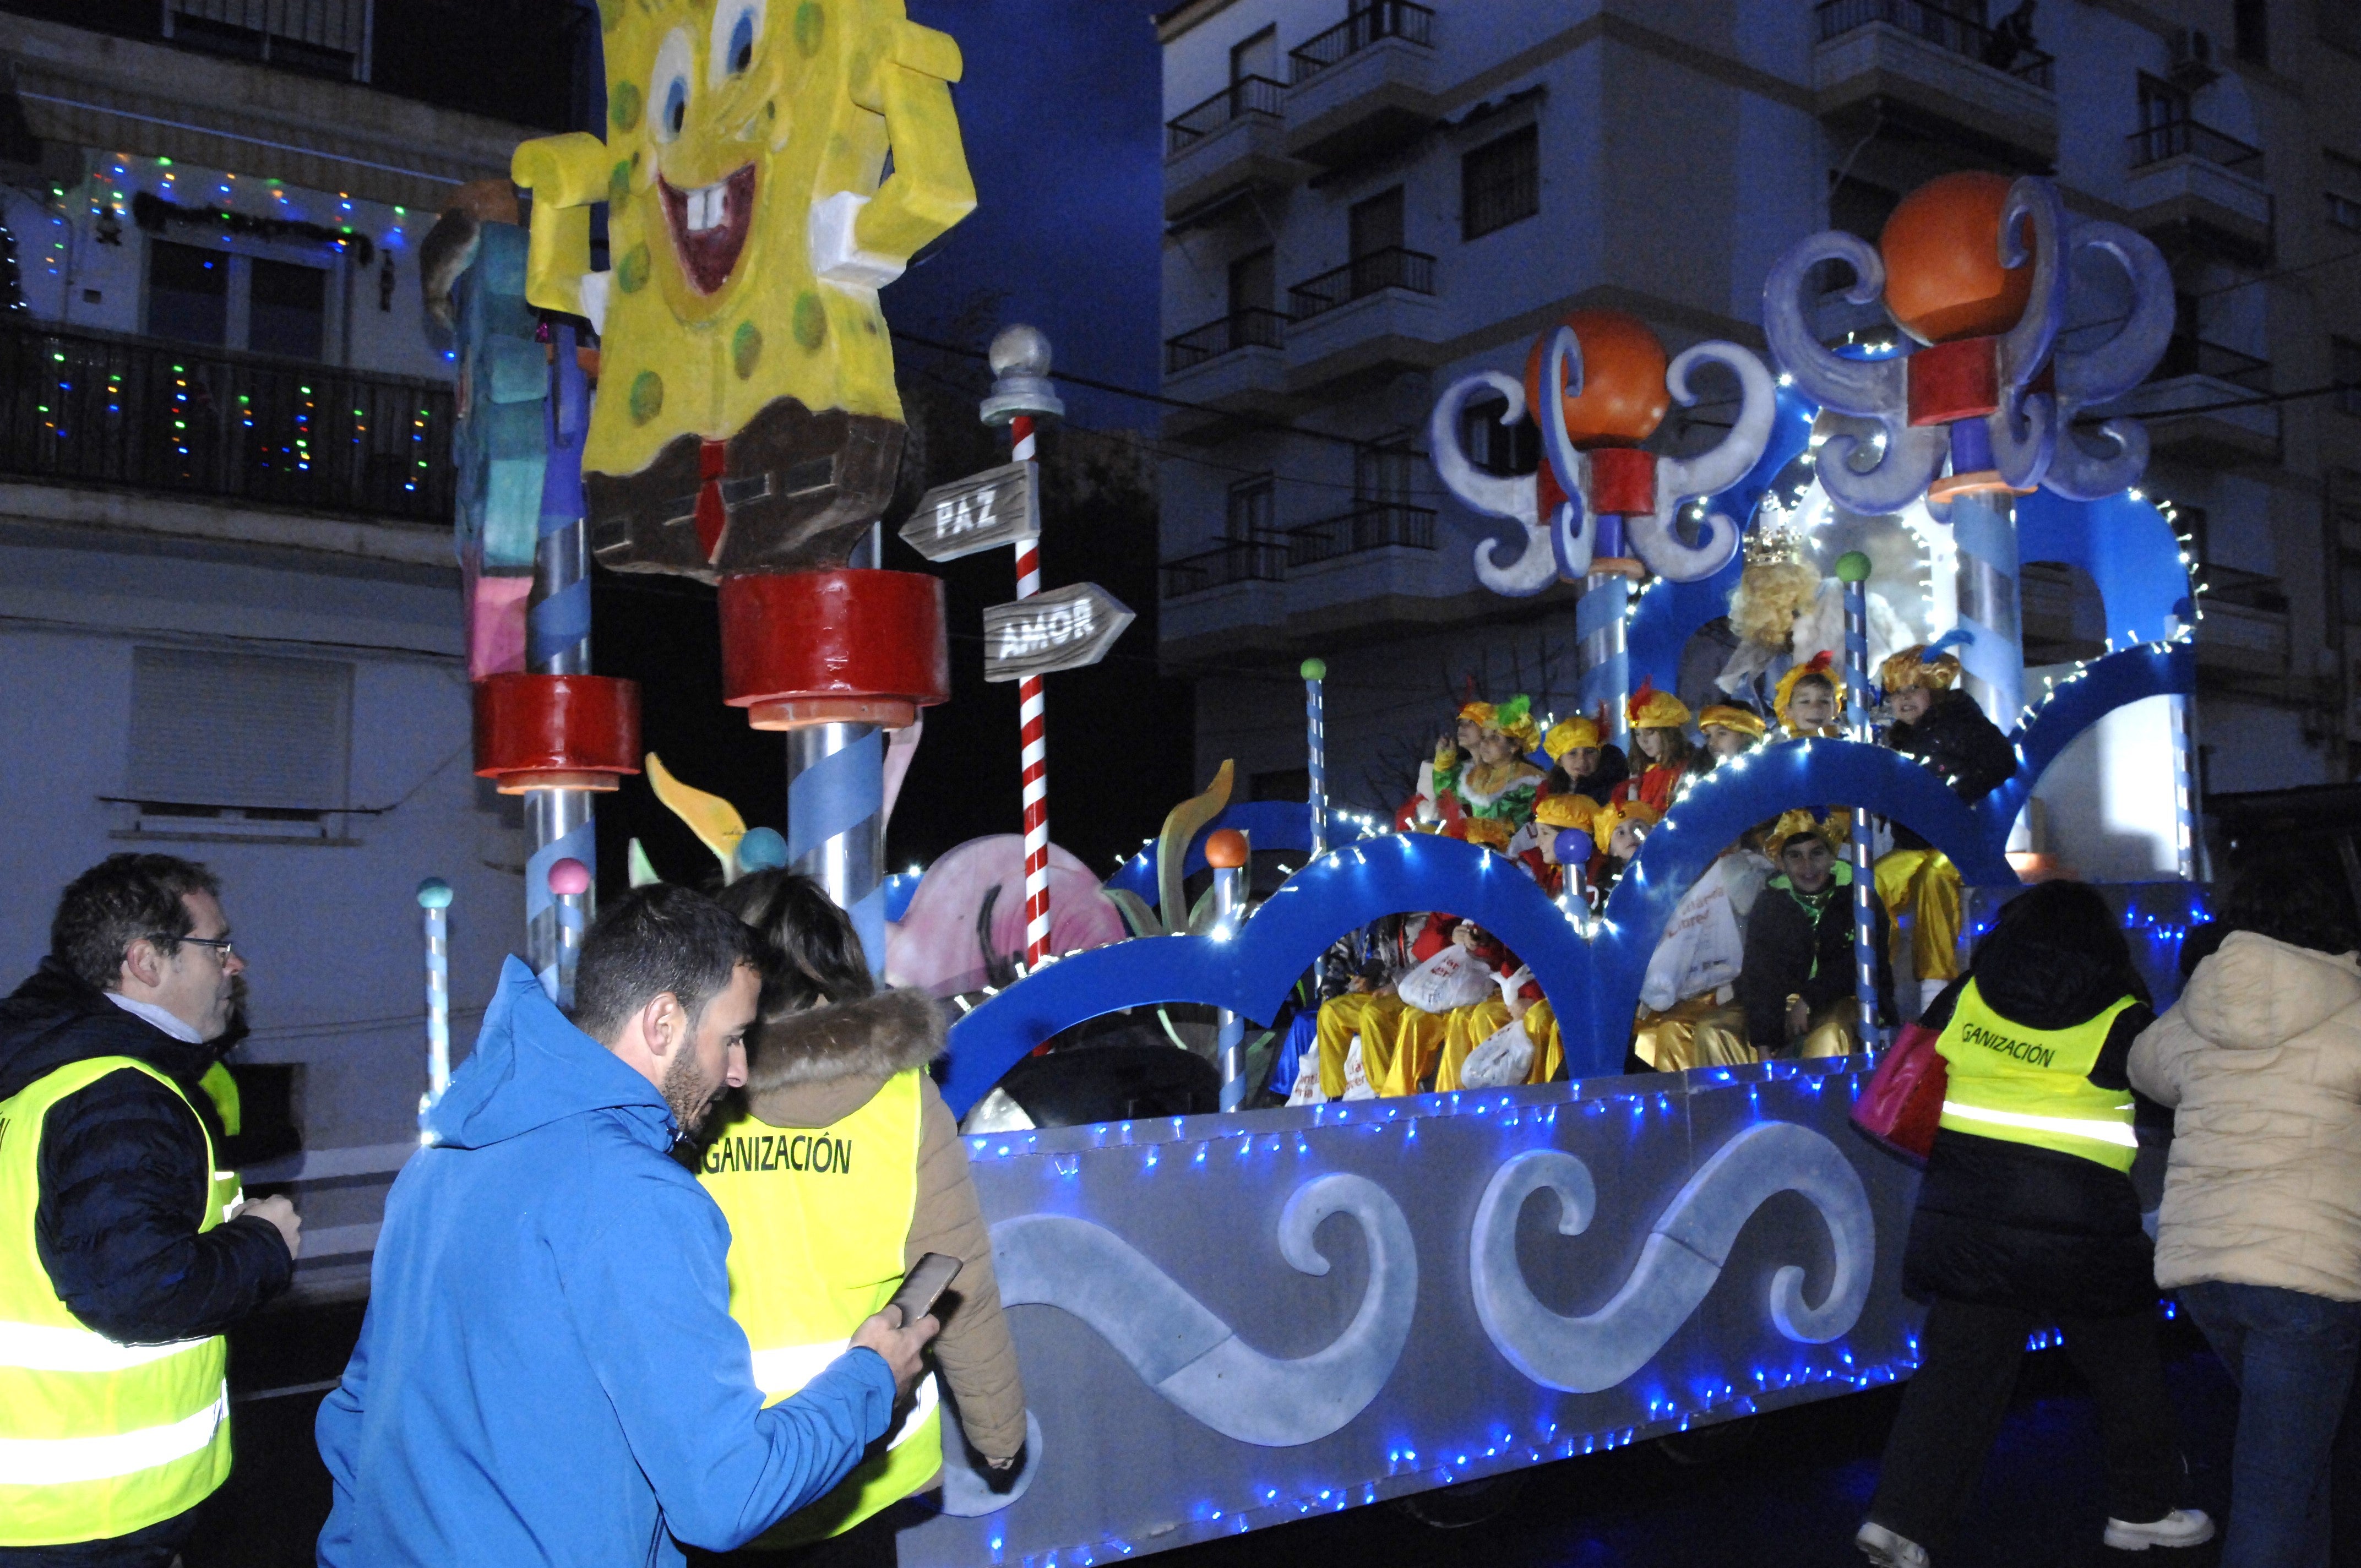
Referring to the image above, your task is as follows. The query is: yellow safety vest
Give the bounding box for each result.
[698,1069,939,1544]
[0,1057,241,1545]
[1935,978,2141,1172]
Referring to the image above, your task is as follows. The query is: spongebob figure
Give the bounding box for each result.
[512,0,974,580]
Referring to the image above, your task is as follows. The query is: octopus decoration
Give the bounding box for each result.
[1429,308,1776,594]
[1470,1121,1874,1393]
[1763,171,2174,513]
[991,1172,1418,1447]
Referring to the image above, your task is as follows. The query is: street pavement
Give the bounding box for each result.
[189,1302,2242,1567]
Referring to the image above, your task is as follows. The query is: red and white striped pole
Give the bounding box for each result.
[982,326,1065,970]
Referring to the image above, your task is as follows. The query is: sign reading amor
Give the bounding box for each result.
[982,583,1135,683]
[899,461,1040,563]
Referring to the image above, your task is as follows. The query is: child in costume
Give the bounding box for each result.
[1697,703,1767,764]
[1531,792,1598,902]
[1541,710,1628,805]
[1614,681,1695,814]
[1451,696,1547,827]
[1875,640,2019,1011]
[1587,798,1663,912]
[1310,962,1403,1102]
[1734,810,1895,1058]
[1774,652,1846,739]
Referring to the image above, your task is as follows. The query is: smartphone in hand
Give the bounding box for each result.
[885,1253,962,1327]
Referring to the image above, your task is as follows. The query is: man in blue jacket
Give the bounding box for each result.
[317,885,935,1566]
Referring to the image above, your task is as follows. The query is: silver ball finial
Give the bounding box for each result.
[981,323,1066,427]
[988,323,1052,380]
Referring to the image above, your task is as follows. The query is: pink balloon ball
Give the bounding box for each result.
[548,858,592,897]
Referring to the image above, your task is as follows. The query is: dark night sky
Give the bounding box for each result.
[894,1,1165,418]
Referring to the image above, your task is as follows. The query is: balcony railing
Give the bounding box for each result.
[1286,502,1435,567]
[0,321,454,523]
[1288,1,1435,84]
[1288,247,1437,322]
[1161,538,1287,598]
[1813,0,2057,88]
[1165,309,1288,374]
[2152,335,2272,393]
[2127,118,2265,174]
[1166,75,1285,154]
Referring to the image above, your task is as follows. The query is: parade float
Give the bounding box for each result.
[415,21,2202,1558]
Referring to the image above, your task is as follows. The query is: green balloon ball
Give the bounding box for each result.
[416,878,453,910]
[1301,657,1328,680]
[1835,551,1873,584]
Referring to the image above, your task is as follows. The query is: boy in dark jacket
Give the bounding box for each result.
[1875,641,2019,1011]
[1734,812,1895,1057]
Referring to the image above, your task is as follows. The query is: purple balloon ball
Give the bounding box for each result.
[548,858,592,897]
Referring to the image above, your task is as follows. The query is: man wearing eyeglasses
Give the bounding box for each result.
[0,852,301,1567]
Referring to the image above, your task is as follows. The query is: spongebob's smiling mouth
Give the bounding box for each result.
[657,165,757,295]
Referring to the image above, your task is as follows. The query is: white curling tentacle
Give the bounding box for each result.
[1470,1121,1874,1393]
[1628,341,1774,581]
[992,1171,1417,1446]
[1432,371,1554,596]
[2046,218,2175,500]
[1762,231,1906,416]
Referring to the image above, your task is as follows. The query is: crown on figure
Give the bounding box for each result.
[1744,497,1806,565]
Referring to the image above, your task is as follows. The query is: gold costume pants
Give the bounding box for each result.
[1432,998,1565,1093]
[1315,993,1406,1098]
[1794,995,1866,1059]
[1874,846,1963,983]
[1631,993,1755,1072]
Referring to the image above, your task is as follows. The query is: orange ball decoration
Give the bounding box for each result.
[1204,829,1250,870]
[1878,171,2035,345]
[1522,309,1670,450]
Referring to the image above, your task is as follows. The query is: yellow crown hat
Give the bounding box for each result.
[1457,816,1514,852]
[1484,694,1542,754]
[1592,797,1664,856]
[1626,678,1690,733]
[1544,706,1606,759]
[1698,704,1767,739]
[1533,792,1598,831]
[1768,807,1852,853]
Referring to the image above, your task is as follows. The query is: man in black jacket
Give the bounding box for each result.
[1735,814,1895,1057]
[0,854,299,1566]
[1876,643,2019,1012]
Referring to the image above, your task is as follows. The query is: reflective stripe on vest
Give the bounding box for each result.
[699,1069,937,1544]
[1934,979,2140,1172]
[0,1055,233,1545]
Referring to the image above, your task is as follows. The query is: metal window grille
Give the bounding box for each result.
[1462,125,1539,240]
[127,646,353,812]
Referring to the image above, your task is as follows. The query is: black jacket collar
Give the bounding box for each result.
[0,958,219,1103]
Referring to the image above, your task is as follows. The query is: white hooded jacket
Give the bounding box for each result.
[2129,930,2361,1300]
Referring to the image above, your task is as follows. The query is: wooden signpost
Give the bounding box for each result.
[899,460,1040,563]
[981,582,1134,683]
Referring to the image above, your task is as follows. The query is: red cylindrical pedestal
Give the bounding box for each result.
[473,673,643,794]
[1906,335,2003,426]
[1586,446,1657,518]
[719,568,950,732]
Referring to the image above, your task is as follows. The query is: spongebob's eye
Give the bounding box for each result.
[651,28,693,142]
[708,0,764,86]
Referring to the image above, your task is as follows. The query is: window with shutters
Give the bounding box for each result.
[126,647,353,837]
[1462,125,1539,240]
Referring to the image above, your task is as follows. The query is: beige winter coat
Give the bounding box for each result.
[2128,931,2361,1300]
[735,988,1028,1469]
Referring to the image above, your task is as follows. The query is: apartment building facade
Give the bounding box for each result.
[1153,0,2361,819]
[0,0,587,1296]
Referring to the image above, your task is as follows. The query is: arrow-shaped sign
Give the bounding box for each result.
[982,582,1135,683]
[899,460,1040,563]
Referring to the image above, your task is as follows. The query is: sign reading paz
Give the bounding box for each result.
[898,461,1040,563]
[982,584,1135,683]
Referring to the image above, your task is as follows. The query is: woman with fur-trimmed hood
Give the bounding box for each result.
[697,870,1026,1549]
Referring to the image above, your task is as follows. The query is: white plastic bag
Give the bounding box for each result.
[1285,1035,1375,1105]
[1462,1018,1536,1089]
[1396,947,1494,1014]
[1639,868,1747,1012]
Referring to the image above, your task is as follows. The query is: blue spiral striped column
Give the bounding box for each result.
[1576,573,1631,748]
[417,878,452,1117]
[788,722,888,984]
[1837,551,1882,1047]
[1212,857,1247,1110]
[1302,657,1328,861]
[521,325,596,992]
[2171,694,2200,882]
[1949,492,2025,731]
